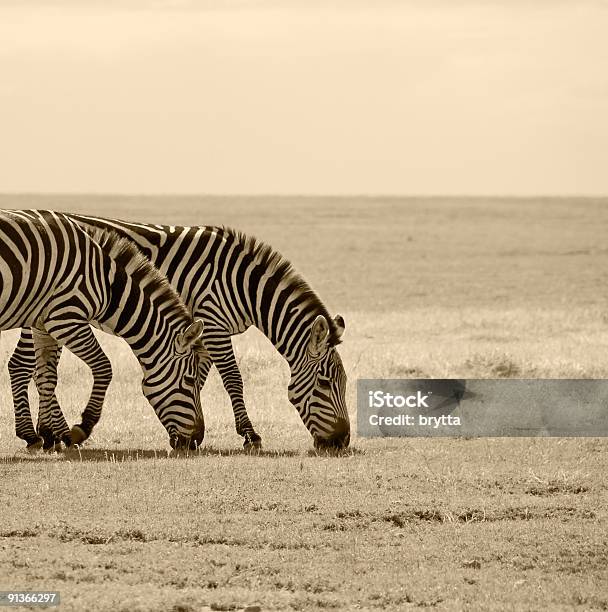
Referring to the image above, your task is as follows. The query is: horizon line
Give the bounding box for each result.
[1,192,607,200]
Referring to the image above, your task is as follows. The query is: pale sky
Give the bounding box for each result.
[0,1,607,195]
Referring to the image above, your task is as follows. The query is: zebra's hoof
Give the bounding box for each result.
[61,433,74,449]
[70,425,87,446]
[243,433,263,452]
[244,443,262,453]
[42,439,61,453]
[26,437,44,452]
[43,442,63,454]
[37,428,61,452]
[40,429,58,451]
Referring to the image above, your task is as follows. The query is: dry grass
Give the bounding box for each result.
[1,438,606,611]
[1,197,608,610]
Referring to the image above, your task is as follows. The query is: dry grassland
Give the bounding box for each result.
[0,196,607,610]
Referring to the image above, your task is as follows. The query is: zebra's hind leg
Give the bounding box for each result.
[8,328,43,449]
[32,329,72,450]
[63,326,112,445]
[31,343,66,451]
[205,335,263,450]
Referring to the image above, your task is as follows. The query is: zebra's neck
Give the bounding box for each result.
[98,264,187,366]
[83,228,195,368]
[230,239,331,371]
[250,289,319,370]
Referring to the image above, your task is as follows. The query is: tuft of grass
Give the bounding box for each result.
[525,482,590,496]
[463,351,523,378]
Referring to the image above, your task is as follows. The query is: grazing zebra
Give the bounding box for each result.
[10,214,350,450]
[1,210,205,450]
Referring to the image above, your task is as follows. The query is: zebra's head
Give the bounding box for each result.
[288,314,350,449]
[141,319,206,450]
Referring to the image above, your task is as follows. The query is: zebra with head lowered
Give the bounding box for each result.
[1,210,205,450]
[10,214,350,450]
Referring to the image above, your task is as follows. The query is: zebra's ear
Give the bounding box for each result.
[309,315,330,355]
[175,319,204,355]
[333,314,345,341]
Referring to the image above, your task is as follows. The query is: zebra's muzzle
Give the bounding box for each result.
[313,417,350,450]
[169,418,205,451]
[169,434,199,451]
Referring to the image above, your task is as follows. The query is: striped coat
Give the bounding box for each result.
[1,210,205,450]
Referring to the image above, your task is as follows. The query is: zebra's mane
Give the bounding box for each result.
[86,227,191,320]
[218,227,343,346]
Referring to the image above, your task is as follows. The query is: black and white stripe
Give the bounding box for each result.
[10,214,350,449]
[1,210,204,450]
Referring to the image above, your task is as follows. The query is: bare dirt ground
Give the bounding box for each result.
[1,196,607,611]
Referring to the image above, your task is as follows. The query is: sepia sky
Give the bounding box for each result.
[0,1,607,195]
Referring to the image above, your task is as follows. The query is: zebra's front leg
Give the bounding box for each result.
[206,336,262,450]
[190,346,213,444]
[63,326,112,445]
[32,329,72,450]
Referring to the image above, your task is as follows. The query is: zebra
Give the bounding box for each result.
[0,210,205,450]
[9,214,350,450]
